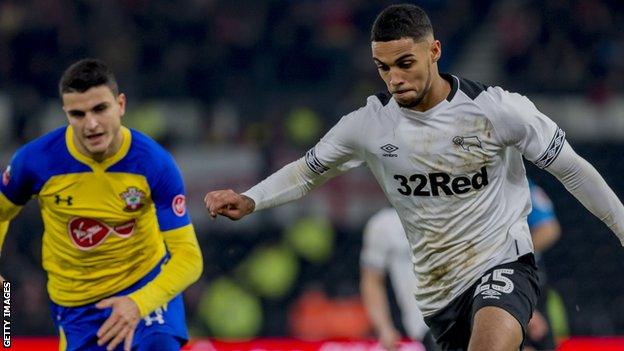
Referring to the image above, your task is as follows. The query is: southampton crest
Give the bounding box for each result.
[120,187,146,212]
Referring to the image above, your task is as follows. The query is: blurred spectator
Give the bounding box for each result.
[1,0,490,147]
[496,0,623,97]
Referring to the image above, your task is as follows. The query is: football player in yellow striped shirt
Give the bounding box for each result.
[0,59,203,351]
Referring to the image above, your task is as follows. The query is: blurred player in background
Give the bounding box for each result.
[360,207,437,351]
[524,181,562,351]
[205,4,624,351]
[360,179,561,351]
[0,59,203,351]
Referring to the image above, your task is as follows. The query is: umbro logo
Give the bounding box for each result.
[480,289,501,299]
[381,143,399,157]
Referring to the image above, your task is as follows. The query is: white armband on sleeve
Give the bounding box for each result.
[242,157,340,212]
[242,103,366,212]
[545,142,624,245]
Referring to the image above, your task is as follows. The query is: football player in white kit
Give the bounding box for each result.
[360,207,437,351]
[204,4,624,351]
[359,184,558,351]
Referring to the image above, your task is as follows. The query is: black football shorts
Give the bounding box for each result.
[423,254,540,351]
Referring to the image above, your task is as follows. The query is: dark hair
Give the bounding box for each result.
[371,4,433,42]
[58,58,119,96]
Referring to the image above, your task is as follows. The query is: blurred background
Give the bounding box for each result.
[0,0,623,345]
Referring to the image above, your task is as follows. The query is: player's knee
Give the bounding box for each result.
[136,333,182,351]
[469,307,522,351]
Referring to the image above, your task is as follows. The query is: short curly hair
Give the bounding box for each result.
[371,4,433,42]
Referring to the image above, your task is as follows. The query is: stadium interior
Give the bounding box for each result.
[0,0,623,349]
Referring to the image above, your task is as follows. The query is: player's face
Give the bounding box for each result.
[62,85,126,161]
[372,37,440,109]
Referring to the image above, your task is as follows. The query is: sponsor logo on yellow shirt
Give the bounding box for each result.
[68,217,136,250]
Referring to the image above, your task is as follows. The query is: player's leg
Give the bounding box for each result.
[469,254,540,351]
[468,306,522,351]
[525,286,556,349]
[423,289,473,350]
[421,331,442,351]
[50,301,110,351]
[131,293,188,350]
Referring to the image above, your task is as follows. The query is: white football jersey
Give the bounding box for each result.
[307,74,563,315]
[361,207,429,340]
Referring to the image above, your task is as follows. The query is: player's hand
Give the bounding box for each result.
[527,310,549,341]
[96,296,140,351]
[378,326,401,351]
[204,189,255,220]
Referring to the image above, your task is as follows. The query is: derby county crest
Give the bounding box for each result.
[452,136,482,151]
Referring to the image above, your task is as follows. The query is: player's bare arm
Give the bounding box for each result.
[530,219,561,253]
[361,266,400,351]
[204,189,255,220]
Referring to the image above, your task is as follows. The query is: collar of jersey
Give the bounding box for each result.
[65,126,132,170]
[392,95,450,120]
[392,74,457,120]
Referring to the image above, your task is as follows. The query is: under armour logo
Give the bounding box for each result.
[55,195,73,206]
[453,136,482,151]
[144,306,166,326]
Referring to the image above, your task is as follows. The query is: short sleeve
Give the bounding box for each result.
[150,152,192,232]
[482,87,565,169]
[360,212,393,270]
[527,182,556,229]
